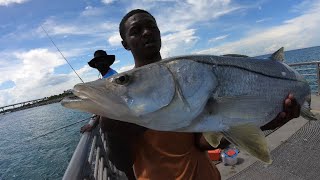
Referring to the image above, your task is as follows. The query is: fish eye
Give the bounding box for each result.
[115,74,130,85]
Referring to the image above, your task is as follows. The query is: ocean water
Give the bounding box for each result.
[256,46,320,93]
[0,46,319,180]
[256,46,320,63]
[0,103,90,180]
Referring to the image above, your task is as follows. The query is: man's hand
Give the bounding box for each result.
[261,93,301,130]
[80,124,94,133]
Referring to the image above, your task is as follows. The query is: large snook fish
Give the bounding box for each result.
[62,48,318,164]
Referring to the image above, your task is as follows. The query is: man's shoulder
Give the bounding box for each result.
[103,68,118,78]
[110,68,118,74]
[110,67,117,71]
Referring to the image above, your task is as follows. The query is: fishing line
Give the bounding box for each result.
[41,25,84,83]
[26,116,92,141]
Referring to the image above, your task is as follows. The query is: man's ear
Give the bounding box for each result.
[121,40,130,50]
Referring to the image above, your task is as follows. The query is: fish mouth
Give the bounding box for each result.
[61,86,94,106]
[64,82,128,111]
[61,81,134,122]
[61,95,83,105]
[72,82,106,101]
[61,94,94,109]
[61,82,104,109]
[60,92,112,118]
[72,88,90,100]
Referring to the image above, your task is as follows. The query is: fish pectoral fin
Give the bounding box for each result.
[203,132,223,148]
[222,123,272,164]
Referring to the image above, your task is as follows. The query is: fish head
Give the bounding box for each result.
[62,62,177,125]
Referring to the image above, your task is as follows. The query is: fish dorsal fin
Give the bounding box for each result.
[222,123,272,164]
[270,47,285,62]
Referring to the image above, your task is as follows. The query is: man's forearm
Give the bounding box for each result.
[89,115,100,128]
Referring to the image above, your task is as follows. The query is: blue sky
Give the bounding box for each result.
[0,0,320,106]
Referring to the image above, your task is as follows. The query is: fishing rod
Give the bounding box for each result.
[26,116,93,141]
[41,25,84,83]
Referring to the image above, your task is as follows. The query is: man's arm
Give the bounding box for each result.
[195,93,301,151]
[80,115,100,133]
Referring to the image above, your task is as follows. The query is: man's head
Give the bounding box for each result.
[119,9,161,60]
[88,50,115,74]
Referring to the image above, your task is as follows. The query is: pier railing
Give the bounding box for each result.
[0,98,47,113]
[288,61,320,95]
[62,117,125,180]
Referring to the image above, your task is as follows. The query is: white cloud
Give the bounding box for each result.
[81,6,105,16]
[0,0,28,6]
[197,1,320,56]
[157,0,242,34]
[117,64,134,73]
[39,20,84,36]
[208,34,229,43]
[256,17,272,23]
[101,0,115,4]
[0,49,62,105]
[161,29,199,57]
[108,33,122,46]
[39,19,118,37]
[291,0,315,13]
[123,0,243,58]
[0,48,101,106]
[126,0,242,34]
[36,18,120,50]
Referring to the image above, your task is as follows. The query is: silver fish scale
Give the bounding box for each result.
[161,55,300,81]
[179,65,309,132]
[210,66,309,127]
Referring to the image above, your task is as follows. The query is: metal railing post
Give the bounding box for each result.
[289,61,320,95]
[317,63,320,95]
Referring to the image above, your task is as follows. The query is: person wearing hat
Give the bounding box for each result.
[80,50,118,134]
[87,49,117,78]
[81,50,139,180]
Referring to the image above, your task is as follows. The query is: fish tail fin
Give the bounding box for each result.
[301,96,320,121]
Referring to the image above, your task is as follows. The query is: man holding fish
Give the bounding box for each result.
[65,9,307,180]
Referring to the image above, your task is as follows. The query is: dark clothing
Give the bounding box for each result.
[100,117,146,172]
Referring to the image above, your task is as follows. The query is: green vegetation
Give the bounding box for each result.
[44,90,73,101]
[1,90,73,114]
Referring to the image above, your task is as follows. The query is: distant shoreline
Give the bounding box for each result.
[1,92,72,115]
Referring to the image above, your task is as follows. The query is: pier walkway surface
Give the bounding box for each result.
[218,95,320,180]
